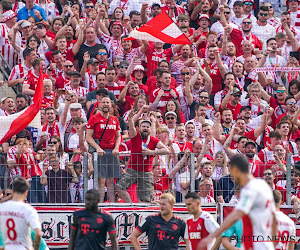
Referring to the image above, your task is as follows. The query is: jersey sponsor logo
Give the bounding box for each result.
[100,124,117,130]
[189,232,201,239]
[151,56,166,62]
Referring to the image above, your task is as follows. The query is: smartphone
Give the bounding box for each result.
[290,51,300,61]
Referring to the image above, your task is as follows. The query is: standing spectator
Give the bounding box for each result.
[108,0,141,16]
[40,155,79,203]
[17,0,47,22]
[116,110,169,203]
[86,96,121,203]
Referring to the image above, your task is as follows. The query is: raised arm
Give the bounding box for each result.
[80,52,90,81]
[254,109,268,138]
[8,23,21,54]
[219,5,227,27]
[128,109,137,138]
[140,2,149,24]
[292,105,300,127]
[191,2,202,21]
[72,22,85,55]
[212,112,227,144]
[199,61,212,93]
[282,17,299,51]
[224,125,239,159]
[214,48,227,78]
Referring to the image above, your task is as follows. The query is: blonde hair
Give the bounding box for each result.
[160,193,175,205]
[213,151,228,177]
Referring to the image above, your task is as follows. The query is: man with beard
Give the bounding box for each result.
[141,3,162,23]
[116,110,169,203]
[105,66,123,100]
[242,0,257,23]
[190,0,218,25]
[16,94,27,112]
[211,5,238,38]
[199,154,277,250]
[65,71,88,105]
[221,109,233,135]
[224,125,249,158]
[118,81,141,114]
[244,140,265,177]
[251,6,276,49]
[220,5,262,57]
[86,72,116,111]
[95,45,109,72]
[236,40,257,63]
[184,192,220,249]
[220,33,237,71]
[131,193,187,249]
[55,60,74,89]
[185,122,196,143]
[171,45,192,85]
[220,86,243,121]
[86,96,121,203]
[278,96,298,125]
[80,54,100,92]
[68,189,118,250]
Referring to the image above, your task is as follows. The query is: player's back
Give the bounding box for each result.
[0,200,40,250]
[275,210,296,250]
[236,178,276,250]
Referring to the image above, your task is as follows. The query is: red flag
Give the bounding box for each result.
[0,69,44,143]
[127,11,191,44]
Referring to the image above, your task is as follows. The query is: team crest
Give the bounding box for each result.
[97,218,103,224]
[197,224,202,230]
[172,224,178,230]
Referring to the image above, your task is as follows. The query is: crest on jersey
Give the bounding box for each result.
[197,224,202,230]
[172,224,178,230]
[113,120,116,124]
[97,218,103,224]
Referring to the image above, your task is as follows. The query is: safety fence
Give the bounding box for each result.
[0,152,295,205]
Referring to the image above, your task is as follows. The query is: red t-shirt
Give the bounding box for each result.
[248,158,265,178]
[121,95,136,114]
[45,49,75,63]
[269,96,286,128]
[265,160,286,182]
[23,73,49,91]
[145,46,173,77]
[225,130,256,149]
[86,113,120,150]
[149,87,180,113]
[202,61,223,94]
[153,174,172,201]
[146,75,177,94]
[173,140,193,152]
[128,134,160,172]
[222,102,242,121]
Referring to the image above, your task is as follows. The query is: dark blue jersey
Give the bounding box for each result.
[71,208,116,250]
[137,213,186,250]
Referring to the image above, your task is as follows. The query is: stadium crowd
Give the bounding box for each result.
[0,0,299,206]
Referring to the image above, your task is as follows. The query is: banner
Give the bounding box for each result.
[255,67,300,72]
[35,204,217,248]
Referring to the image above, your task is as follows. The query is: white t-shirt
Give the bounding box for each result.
[275,210,296,250]
[235,178,276,250]
[0,200,40,250]
[251,22,276,50]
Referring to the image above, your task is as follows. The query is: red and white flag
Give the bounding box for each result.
[127,11,191,44]
[0,69,44,143]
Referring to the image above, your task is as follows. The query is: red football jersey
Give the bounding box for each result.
[149,88,180,113]
[185,211,219,250]
[86,113,120,150]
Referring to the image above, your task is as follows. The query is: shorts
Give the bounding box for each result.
[97,150,121,178]
[116,168,153,202]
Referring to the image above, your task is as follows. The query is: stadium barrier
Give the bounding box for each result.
[33,203,217,248]
[0,151,295,205]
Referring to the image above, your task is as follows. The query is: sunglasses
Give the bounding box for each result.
[245,2,253,5]
[181,72,190,75]
[276,90,285,93]
[166,117,175,120]
[224,11,231,14]
[86,5,94,8]
[120,65,128,69]
[64,65,73,68]
[157,115,163,119]
[199,96,209,99]
[289,0,298,2]
[287,102,296,105]
[49,141,58,145]
[263,173,272,176]
[37,24,45,29]
[259,13,268,16]
[233,94,241,97]
[98,52,107,55]
[242,21,251,25]
[267,5,273,8]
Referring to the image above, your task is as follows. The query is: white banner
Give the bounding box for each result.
[34,203,217,248]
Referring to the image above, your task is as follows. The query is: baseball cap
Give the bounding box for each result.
[243,0,256,9]
[111,21,123,29]
[69,103,82,109]
[96,89,109,96]
[240,105,251,112]
[87,58,100,65]
[20,20,31,28]
[69,71,81,77]
[233,1,244,6]
[231,87,242,95]
[151,3,161,9]
[245,140,256,148]
[165,111,177,118]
